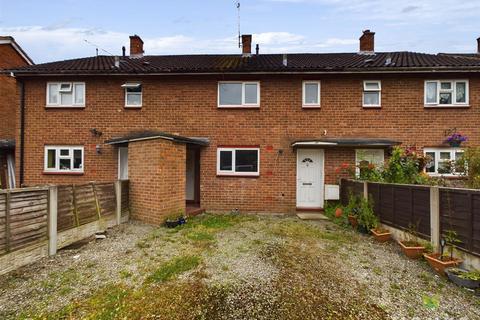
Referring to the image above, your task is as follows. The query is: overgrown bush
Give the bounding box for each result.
[456,147,480,189]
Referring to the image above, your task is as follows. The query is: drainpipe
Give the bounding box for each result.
[19,78,25,186]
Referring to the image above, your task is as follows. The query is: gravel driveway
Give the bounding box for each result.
[0,214,478,319]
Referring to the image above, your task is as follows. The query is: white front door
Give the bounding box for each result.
[296,149,324,208]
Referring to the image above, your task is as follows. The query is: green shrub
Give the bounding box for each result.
[357,197,378,230]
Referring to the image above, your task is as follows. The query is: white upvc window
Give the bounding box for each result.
[424,80,469,107]
[355,149,385,177]
[47,82,85,107]
[362,80,381,107]
[424,148,464,176]
[218,82,260,108]
[302,81,321,107]
[122,82,142,107]
[217,147,260,176]
[44,146,84,173]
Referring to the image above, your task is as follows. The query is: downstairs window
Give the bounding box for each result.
[44,146,84,173]
[217,147,260,176]
[424,148,464,176]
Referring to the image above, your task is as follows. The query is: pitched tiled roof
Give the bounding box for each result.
[9,51,480,75]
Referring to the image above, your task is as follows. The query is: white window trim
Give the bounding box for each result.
[302,81,321,108]
[44,146,84,173]
[424,80,469,107]
[217,81,260,108]
[362,80,381,108]
[355,149,385,177]
[46,82,86,108]
[424,147,464,176]
[216,147,260,176]
[123,83,143,108]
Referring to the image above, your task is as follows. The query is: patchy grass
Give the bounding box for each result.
[146,255,201,283]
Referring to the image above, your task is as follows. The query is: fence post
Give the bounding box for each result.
[5,191,11,253]
[115,180,122,225]
[363,181,368,200]
[430,186,440,251]
[48,186,58,256]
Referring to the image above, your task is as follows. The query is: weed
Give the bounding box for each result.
[146,255,201,283]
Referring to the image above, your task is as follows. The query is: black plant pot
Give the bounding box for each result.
[445,268,480,289]
[178,217,186,225]
[165,220,180,228]
[358,225,370,234]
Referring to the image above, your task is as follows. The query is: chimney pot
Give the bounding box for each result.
[359,30,375,54]
[122,46,126,57]
[256,44,259,55]
[129,35,144,58]
[241,34,252,57]
[477,37,480,54]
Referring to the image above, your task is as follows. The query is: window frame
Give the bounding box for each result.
[216,147,260,176]
[44,146,84,173]
[362,80,381,108]
[355,149,385,177]
[46,82,86,108]
[217,81,260,108]
[302,81,321,108]
[424,80,469,107]
[122,82,143,108]
[424,147,464,176]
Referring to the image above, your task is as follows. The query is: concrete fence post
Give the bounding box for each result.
[48,185,58,256]
[363,181,368,200]
[430,186,440,251]
[115,180,122,225]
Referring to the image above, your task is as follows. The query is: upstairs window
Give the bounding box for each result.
[44,146,84,173]
[217,147,260,176]
[218,82,259,108]
[362,81,381,107]
[424,148,464,176]
[122,82,142,107]
[425,80,468,106]
[47,82,85,107]
[302,81,320,107]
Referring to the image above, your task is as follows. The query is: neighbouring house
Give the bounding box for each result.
[7,31,480,223]
[0,36,33,189]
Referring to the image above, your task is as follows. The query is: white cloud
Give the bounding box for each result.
[0,26,360,62]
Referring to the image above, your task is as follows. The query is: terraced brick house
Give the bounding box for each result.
[0,36,33,189]
[7,31,480,223]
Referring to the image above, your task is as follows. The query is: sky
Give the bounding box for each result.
[0,0,479,63]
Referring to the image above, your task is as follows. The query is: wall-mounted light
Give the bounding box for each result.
[90,128,103,137]
[96,145,102,154]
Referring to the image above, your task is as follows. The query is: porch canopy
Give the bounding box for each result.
[291,138,400,148]
[105,131,209,146]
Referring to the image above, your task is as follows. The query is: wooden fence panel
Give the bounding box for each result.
[440,188,480,255]
[340,179,363,206]
[74,184,98,225]
[95,183,115,217]
[121,180,129,216]
[57,186,76,232]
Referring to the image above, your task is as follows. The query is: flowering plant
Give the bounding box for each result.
[444,132,467,146]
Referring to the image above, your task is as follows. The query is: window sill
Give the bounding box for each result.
[45,105,86,109]
[362,105,381,108]
[43,171,84,175]
[424,104,470,109]
[426,173,465,179]
[302,105,321,109]
[218,105,260,109]
[124,105,142,109]
[217,174,259,178]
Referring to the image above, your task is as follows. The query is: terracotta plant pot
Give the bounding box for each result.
[335,207,343,218]
[371,228,392,243]
[398,240,425,259]
[424,253,462,276]
[348,215,358,229]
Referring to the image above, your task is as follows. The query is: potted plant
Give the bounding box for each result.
[398,222,426,259]
[345,194,360,229]
[357,196,377,234]
[165,211,186,228]
[424,230,463,276]
[371,225,392,242]
[445,268,480,289]
[444,132,468,148]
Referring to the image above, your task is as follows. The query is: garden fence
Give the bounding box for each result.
[0,180,129,276]
[340,179,480,257]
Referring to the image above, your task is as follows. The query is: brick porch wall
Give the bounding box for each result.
[128,139,186,225]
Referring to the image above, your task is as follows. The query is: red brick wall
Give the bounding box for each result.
[0,44,30,140]
[128,138,186,225]
[18,74,480,214]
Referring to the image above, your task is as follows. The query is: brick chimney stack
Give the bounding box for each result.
[129,35,144,58]
[242,34,252,57]
[359,30,375,54]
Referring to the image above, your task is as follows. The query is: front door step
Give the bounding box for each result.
[296,212,329,220]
